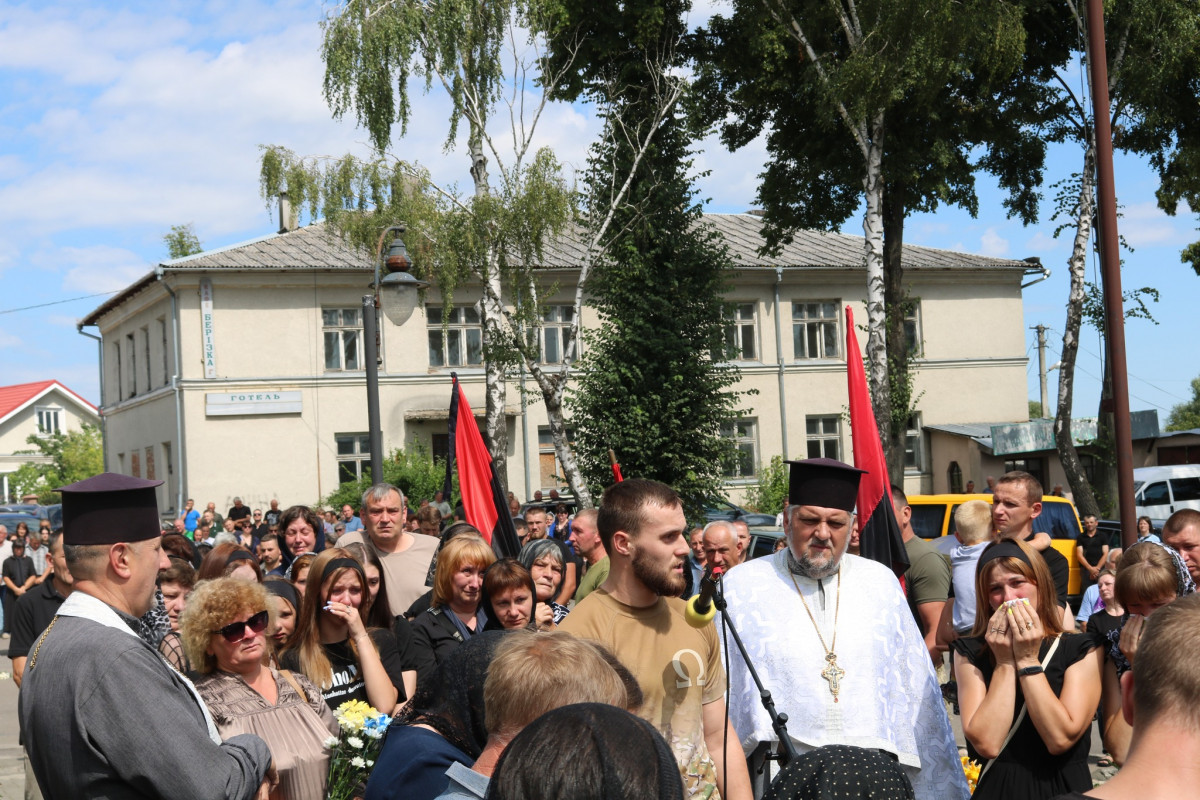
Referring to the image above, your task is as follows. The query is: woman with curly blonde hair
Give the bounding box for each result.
[181,577,337,800]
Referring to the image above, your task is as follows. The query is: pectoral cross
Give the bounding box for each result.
[821,652,844,702]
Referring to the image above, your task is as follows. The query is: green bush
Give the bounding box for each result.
[743,455,788,515]
[321,444,458,511]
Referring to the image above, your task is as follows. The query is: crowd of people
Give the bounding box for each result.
[8,463,1200,800]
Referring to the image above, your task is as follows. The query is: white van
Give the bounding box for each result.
[1134,465,1200,518]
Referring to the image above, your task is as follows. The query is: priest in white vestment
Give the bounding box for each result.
[720,458,968,800]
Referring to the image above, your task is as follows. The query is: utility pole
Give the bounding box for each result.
[1032,324,1049,418]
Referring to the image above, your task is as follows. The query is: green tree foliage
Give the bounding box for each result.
[163,224,203,259]
[1165,377,1200,433]
[691,0,1060,482]
[1029,400,1044,419]
[745,455,789,516]
[11,424,104,503]
[541,0,746,518]
[321,443,458,512]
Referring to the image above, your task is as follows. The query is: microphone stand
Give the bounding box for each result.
[713,581,799,767]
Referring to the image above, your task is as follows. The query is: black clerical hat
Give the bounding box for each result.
[786,458,865,514]
[57,472,163,545]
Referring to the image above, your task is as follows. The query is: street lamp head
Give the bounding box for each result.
[379,269,430,326]
[384,236,411,272]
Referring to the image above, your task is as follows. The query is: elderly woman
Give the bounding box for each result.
[409,534,497,692]
[1098,541,1194,764]
[952,539,1102,799]
[279,505,326,563]
[182,577,337,800]
[482,559,538,631]
[280,548,405,714]
[157,558,197,672]
[519,539,569,627]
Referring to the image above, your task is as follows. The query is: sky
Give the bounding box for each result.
[1,0,1196,428]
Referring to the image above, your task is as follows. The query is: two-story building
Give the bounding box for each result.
[80,213,1039,516]
[0,380,100,502]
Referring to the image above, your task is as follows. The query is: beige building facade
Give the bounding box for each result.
[82,214,1038,517]
[0,380,100,502]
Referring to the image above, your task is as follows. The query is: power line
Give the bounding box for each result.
[0,290,122,316]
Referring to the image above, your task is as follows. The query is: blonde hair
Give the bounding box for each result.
[483,630,629,739]
[1133,594,1200,729]
[953,500,993,545]
[179,578,272,674]
[432,534,496,608]
[1115,544,1178,608]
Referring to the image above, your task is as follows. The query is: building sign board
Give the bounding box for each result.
[206,391,303,416]
[200,279,217,379]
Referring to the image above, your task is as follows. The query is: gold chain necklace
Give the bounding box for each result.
[26,615,59,672]
[789,567,844,702]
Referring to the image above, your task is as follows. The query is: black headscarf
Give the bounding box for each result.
[764,745,914,800]
[393,629,507,759]
[485,703,683,800]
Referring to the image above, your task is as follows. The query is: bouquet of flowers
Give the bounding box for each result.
[325,700,391,800]
[960,754,981,794]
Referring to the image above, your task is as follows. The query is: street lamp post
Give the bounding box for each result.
[363,225,429,484]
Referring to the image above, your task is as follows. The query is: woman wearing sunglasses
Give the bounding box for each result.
[280,548,405,715]
[182,577,337,800]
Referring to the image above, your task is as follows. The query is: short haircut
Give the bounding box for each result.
[416,506,443,525]
[483,558,536,619]
[702,520,737,545]
[1163,508,1200,537]
[996,471,1043,505]
[62,543,111,581]
[954,500,994,545]
[158,558,196,591]
[48,530,63,552]
[432,534,496,608]
[1131,593,1200,730]
[523,507,547,522]
[1081,512,1097,521]
[971,538,1063,638]
[1115,544,1179,608]
[483,631,629,739]
[575,508,598,526]
[890,485,909,508]
[260,532,280,546]
[513,518,528,535]
[179,577,271,674]
[361,482,404,510]
[596,479,681,554]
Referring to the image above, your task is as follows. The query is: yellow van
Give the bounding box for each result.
[907,494,1085,598]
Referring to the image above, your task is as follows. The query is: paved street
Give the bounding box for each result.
[0,653,23,800]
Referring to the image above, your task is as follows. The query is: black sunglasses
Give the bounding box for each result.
[211,610,269,643]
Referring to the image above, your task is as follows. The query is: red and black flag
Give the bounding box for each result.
[442,373,522,558]
[845,306,909,578]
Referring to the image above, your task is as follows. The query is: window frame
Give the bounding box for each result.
[792,301,841,360]
[719,302,758,362]
[720,418,759,480]
[335,433,372,484]
[35,406,61,436]
[805,415,842,460]
[537,305,577,365]
[904,413,925,473]
[427,305,484,368]
[322,308,364,372]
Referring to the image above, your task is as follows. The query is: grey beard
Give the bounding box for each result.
[786,548,840,580]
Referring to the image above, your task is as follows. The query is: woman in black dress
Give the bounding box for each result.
[953,539,1102,799]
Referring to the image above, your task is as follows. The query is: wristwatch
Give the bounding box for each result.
[1018,665,1044,677]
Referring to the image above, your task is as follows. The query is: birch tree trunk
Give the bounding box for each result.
[471,130,509,479]
[861,113,892,451]
[1055,142,1100,517]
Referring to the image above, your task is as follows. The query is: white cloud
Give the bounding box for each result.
[58,245,153,293]
[979,227,1010,257]
[0,328,24,349]
[1118,200,1195,248]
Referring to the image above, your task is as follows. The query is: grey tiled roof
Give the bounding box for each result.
[84,214,1031,324]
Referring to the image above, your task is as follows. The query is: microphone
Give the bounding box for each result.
[685,564,725,628]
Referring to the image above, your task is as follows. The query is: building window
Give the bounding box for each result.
[904,413,925,472]
[336,433,372,484]
[141,326,151,392]
[903,301,922,357]
[793,301,839,359]
[1003,457,1045,489]
[537,426,576,491]
[1078,453,1097,485]
[323,308,362,371]
[538,306,576,364]
[806,415,841,459]
[428,306,483,367]
[35,407,61,435]
[113,340,123,401]
[126,333,137,397]
[947,461,963,493]
[720,303,757,361]
[157,317,169,387]
[721,418,758,479]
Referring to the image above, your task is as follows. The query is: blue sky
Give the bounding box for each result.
[1,0,1196,427]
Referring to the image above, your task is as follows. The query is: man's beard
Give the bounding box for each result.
[786,542,845,580]
[631,543,686,597]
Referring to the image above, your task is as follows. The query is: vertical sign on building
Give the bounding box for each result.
[200,278,217,379]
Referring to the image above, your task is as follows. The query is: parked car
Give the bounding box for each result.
[745,528,785,561]
[1133,464,1200,519]
[907,493,1085,597]
[704,501,776,528]
[0,504,48,521]
[0,511,40,534]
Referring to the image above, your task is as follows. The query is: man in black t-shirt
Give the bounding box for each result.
[991,471,1073,627]
[1075,514,1108,591]
[227,497,251,524]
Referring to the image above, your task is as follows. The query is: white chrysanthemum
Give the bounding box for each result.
[365,728,384,740]
[366,760,375,768]
[347,736,364,749]
[323,737,339,749]
[351,757,366,769]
